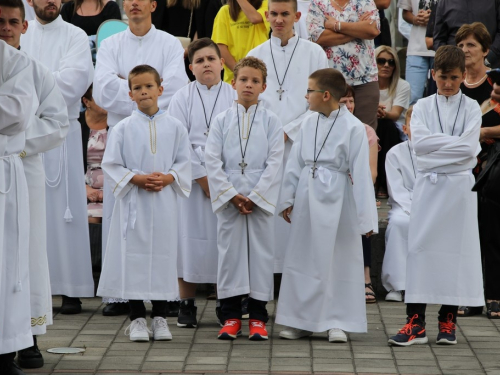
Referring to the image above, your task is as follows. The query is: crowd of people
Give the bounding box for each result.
[1,0,500,373]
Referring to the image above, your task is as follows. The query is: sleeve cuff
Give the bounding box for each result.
[113,171,135,199]
[248,190,276,216]
[211,186,237,214]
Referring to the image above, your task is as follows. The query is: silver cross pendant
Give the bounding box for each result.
[311,162,318,178]
[277,87,285,101]
[239,160,248,174]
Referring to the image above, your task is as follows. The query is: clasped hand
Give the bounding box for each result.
[324,12,373,32]
[132,172,174,192]
[231,194,254,215]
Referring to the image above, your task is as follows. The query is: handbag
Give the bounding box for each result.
[176,9,193,49]
[472,142,500,206]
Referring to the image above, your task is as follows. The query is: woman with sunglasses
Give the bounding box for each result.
[374,45,410,200]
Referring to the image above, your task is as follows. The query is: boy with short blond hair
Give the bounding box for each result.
[97,65,192,343]
[205,56,284,341]
[389,46,484,346]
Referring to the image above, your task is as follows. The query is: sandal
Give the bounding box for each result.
[376,200,381,209]
[458,306,483,317]
[365,283,377,304]
[486,301,500,319]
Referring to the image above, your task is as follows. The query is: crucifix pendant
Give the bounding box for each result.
[204,129,209,136]
[277,87,285,101]
[239,159,248,174]
[311,162,317,178]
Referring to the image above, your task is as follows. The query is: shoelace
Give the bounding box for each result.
[124,319,151,336]
[399,314,421,335]
[439,313,455,334]
[225,320,239,327]
[153,317,169,330]
[250,321,265,328]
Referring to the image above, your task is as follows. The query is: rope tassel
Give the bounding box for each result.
[64,206,73,222]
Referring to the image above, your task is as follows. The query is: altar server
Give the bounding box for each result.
[382,106,415,303]
[205,57,284,341]
[167,38,235,328]
[247,0,328,273]
[22,0,94,313]
[276,68,378,343]
[97,65,191,342]
[389,46,483,347]
[0,38,33,375]
[0,0,68,368]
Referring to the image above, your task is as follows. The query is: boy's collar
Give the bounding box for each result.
[270,34,298,47]
[318,105,344,119]
[195,80,222,91]
[436,90,462,102]
[232,100,260,112]
[135,108,164,119]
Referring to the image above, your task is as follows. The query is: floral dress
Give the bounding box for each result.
[306,0,380,86]
[85,129,107,217]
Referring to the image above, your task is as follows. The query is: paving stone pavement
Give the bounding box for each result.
[23,296,500,375]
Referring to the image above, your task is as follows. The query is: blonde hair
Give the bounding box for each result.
[167,0,200,10]
[375,45,401,98]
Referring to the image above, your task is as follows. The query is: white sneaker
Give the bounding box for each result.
[151,317,172,341]
[279,327,313,340]
[386,290,404,302]
[125,318,150,342]
[328,328,347,343]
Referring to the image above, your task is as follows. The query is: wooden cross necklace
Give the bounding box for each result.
[237,103,259,174]
[269,37,300,101]
[196,83,223,136]
[312,110,340,178]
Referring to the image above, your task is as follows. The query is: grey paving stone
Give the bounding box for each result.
[312,363,354,372]
[186,356,228,365]
[397,366,443,374]
[356,367,398,374]
[146,355,186,362]
[227,361,269,371]
[141,361,184,371]
[313,358,353,364]
[54,360,100,370]
[184,364,227,371]
[271,357,311,366]
[270,364,312,372]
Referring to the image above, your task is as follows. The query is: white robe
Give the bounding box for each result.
[247,35,329,273]
[406,92,484,306]
[22,16,95,297]
[275,107,378,333]
[21,53,69,334]
[205,102,284,301]
[0,41,33,354]
[167,81,236,283]
[93,26,189,291]
[97,111,191,300]
[381,140,416,292]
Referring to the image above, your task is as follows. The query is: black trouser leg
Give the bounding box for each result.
[151,300,168,319]
[0,352,16,363]
[220,295,242,322]
[376,118,403,193]
[438,305,458,323]
[479,195,500,300]
[248,297,268,323]
[362,235,371,268]
[129,300,146,321]
[406,303,426,323]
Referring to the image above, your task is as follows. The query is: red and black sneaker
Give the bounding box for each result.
[217,319,242,340]
[388,314,428,346]
[249,319,268,341]
[437,313,457,345]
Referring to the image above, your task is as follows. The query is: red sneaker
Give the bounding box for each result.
[249,319,268,341]
[217,319,242,340]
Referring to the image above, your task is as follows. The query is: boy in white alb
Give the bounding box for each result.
[247,0,328,273]
[382,106,415,303]
[205,57,284,341]
[97,65,191,342]
[167,38,235,328]
[276,68,378,343]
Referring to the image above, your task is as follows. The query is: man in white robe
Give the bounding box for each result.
[0,0,68,368]
[247,0,329,273]
[382,116,416,302]
[275,70,378,341]
[389,46,483,347]
[0,39,33,375]
[93,0,188,315]
[22,0,95,312]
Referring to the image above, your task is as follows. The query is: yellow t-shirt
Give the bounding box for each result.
[212,2,270,83]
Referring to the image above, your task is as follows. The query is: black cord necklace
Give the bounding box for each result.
[312,110,340,178]
[407,142,416,179]
[237,103,259,174]
[196,82,223,136]
[269,36,300,101]
[435,94,463,135]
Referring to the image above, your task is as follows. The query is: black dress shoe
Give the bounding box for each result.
[102,302,130,316]
[18,336,43,369]
[0,358,26,375]
[165,301,180,317]
[60,295,82,314]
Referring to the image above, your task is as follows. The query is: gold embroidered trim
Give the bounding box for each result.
[252,190,275,207]
[212,186,234,203]
[31,315,47,327]
[242,113,250,139]
[169,169,191,192]
[113,171,131,193]
[149,120,157,154]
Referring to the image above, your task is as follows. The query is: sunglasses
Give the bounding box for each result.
[376,58,396,67]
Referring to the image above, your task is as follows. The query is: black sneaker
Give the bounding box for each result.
[177,299,197,328]
[215,300,223,327]
[60,296,82,314]
[436,313,457,345]
[165,301,180,317]
[388,314,428,346]
[102,302,130,316]
[17,336,43,369]
[241,297,249,320]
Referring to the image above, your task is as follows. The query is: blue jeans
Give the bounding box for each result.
[405,55,434,105]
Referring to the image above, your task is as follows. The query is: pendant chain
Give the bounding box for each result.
[312,110,340,177]
[237,103,259,174]
[435,94,463,135]
[269,37,300,100]
[196,83,223,136]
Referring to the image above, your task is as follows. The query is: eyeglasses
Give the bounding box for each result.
[306,89,326,95]
[376,58,396,67]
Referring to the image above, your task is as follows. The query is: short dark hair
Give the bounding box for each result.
[268,0,297,12]
[309,68,346,101]
[455,22,492,53]
[81,84,93,105]
[0,0,25,21]
[128,65,161,89]
[343,84,355,99]
[187,38,221,63]
[434,45,466,73]
[233,56,267,84]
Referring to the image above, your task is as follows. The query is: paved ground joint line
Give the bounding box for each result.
[455,317,489,375]
[347,325,357,374]
[375,301,401,375]
[181,298,210,373]
[269,302,276,375]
